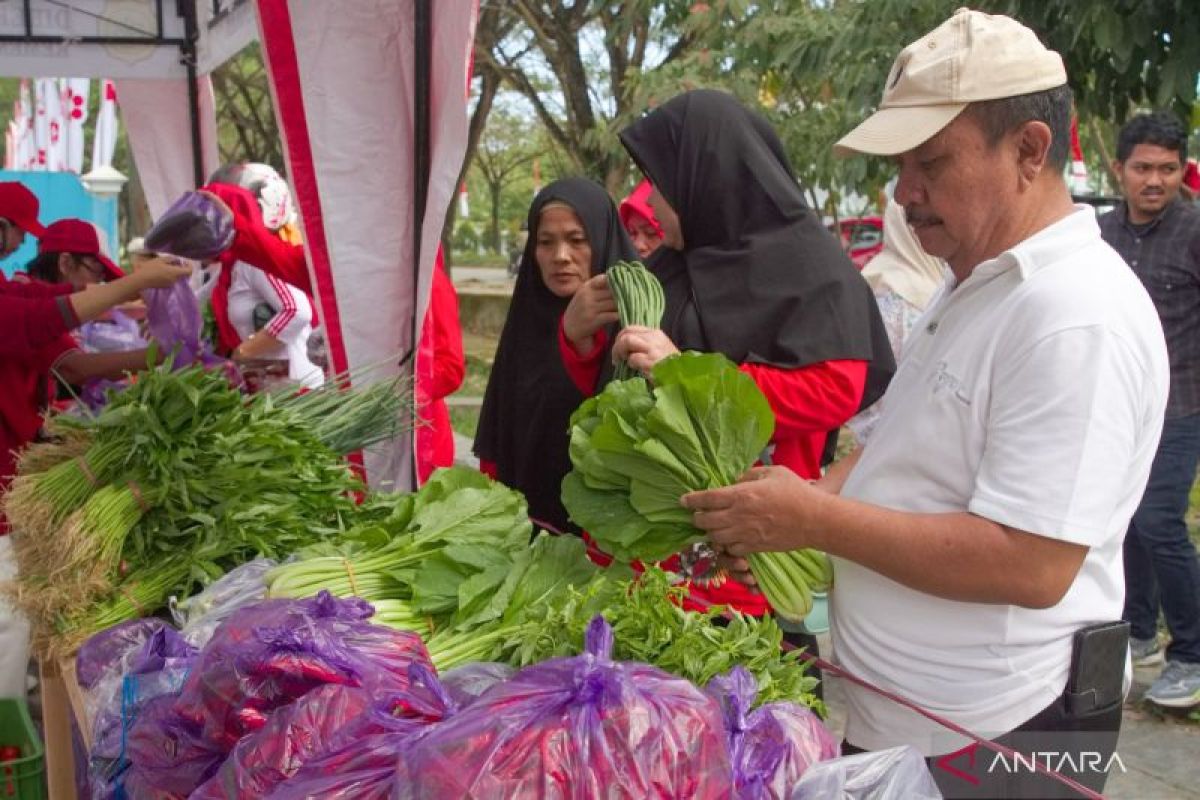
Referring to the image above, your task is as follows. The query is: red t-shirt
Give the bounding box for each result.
[558,319,867,615]
[416,260,466,483]
[0,331,79,534]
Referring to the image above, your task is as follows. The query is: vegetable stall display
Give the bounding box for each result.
[562,351,834,622]
[3,360,411,657]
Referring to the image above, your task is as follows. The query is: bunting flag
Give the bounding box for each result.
[91,79,119,170]
[63,78,90,174]
[16,80,35,170]
[32,77,50,170]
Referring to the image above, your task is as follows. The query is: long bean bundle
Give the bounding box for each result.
[607,260,665,380]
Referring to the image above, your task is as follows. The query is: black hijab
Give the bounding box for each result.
[619,89,894,413]
[473,177,637,532]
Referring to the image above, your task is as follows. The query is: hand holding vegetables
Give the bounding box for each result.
[561,351,833,621]
[684,466,832,585]
[562,273,617,353]
[613,324,680,375]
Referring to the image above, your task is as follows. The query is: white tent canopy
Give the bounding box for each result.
[0,0,478,490]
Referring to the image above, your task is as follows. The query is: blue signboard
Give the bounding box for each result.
[0,170,119,278]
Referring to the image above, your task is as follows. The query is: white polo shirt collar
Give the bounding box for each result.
[953,206,1098,287]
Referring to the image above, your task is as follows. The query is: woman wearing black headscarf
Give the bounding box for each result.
[474,178,636,533]
[560,90,895,616]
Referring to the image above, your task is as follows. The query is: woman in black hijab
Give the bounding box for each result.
[474,177,636,533]
[561,89,895,616]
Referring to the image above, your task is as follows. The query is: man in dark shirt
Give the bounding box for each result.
[1099,111,1200,709]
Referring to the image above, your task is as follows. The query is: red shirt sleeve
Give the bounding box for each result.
[0,279,73,299]
[478,459,497,479]
[204,183,312,294]
[0,295,77,356]
[428,267,465,401]
[740,359,868,438]
[557,318,608,396]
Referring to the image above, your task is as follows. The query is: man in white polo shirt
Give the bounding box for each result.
[683,8,1168,798]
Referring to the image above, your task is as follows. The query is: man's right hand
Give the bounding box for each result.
[134,256,194,288]
[563,274,619,353]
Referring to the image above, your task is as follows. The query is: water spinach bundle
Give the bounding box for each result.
[561,351,832,621]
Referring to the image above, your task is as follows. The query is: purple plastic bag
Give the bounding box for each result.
[438,662,515,708]
[76,618,170,690]
[194,664,452,799]
[123,694,226,799]
[401,616,733,799]
[174,592,434,753]
[142,278,227,370]
[90,627,198,763]
[707,666,839,799]
[144,191,235,261]
[79,309,145,354]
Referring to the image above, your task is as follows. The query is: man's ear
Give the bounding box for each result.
[56,252,73,280]
[1014,120,1053,185]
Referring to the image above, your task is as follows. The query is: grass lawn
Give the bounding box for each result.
[447,332,498,439]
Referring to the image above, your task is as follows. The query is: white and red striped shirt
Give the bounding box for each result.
[226,260,323,388]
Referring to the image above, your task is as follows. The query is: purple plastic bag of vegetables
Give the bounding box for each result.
[707,666,839,799]
[89,626,197,769]
[197,665,453,800]
[401,615,733,799]
[122,694,226,799]
[143,190,235,261]
[76,618,170,690]
[173,592,434,753]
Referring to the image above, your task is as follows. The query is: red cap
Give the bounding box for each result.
[0,181,44,236]
[38,218,124,280]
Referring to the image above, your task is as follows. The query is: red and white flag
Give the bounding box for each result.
[33,77,68,171]
[91,79,119,171]
[63,78,90,174]
[33,77,50,170]
[16,80,35,170]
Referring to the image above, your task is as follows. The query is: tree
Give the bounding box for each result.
[669,0,1200,206]
[478,0,717,192]
[473,106,541,252]
[210,43,284,171]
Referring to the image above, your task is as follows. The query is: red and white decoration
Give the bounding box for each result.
[62,78,91,174]
[90,80,119,172]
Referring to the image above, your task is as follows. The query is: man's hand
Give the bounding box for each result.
[612,325,680,374]
[682,466,828,582]
[562,274,618,354]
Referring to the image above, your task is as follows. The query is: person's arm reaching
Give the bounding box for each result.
[69,258,192,324]
[0,258,190,355]
[686,466,1088,609]
[53,348,154,385]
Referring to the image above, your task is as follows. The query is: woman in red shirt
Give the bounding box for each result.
[560,90,895,618]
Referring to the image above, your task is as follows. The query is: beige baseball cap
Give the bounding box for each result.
[834,7,1066,157]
